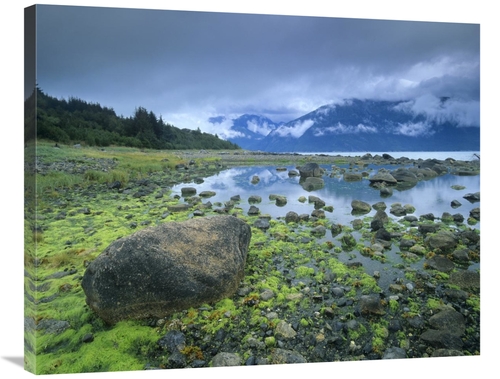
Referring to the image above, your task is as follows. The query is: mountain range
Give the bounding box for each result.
[209,98,480,152]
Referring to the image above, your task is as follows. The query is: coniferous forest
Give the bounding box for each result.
[25,87,240,150]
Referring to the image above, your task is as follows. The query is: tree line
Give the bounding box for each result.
[26,87,240,150]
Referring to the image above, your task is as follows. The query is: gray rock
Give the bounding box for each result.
[275,321,297,339]
[247,205,260,216]
[301,177,325,191]
[391,168,419,187]
[343,172,363,181]
[82,215,251,324]
[248,195,262,204]
[308,195,325,208]
[158,330,186,353]
[351,200,371,214]
[463,192,480,203]
[425,230,458,252]
[285,211,300,223]
[199,191,216,198]
[420,329,463,350]
[383,347,407,359]
[211,352,242,367]
[449,270,480,290]
[424,255,455,272]
[254,218,270,231]
[181,187,197,196]
[271,349,306,364]
[359,294,385,316]
[469,207,480,220]
[369,170,398,186]
[298,162,322,178]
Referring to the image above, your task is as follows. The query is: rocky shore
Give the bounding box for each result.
[25,145,480,374]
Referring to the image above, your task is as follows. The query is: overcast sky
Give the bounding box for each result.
[34,4,480,136]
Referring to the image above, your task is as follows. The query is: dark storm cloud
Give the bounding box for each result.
[36,4,480,134]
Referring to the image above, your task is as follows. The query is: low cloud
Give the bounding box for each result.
[313,122,378,136]
[393,94,479,127]
[394,121,435,137]
[246,120,274,136]
[275,119,315,138]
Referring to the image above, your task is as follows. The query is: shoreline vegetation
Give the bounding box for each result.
[24,141,480,374]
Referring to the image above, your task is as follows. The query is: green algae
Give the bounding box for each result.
[26,142,481,372]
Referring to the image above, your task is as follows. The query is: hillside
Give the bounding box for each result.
[224,98,480,152]
[26,88,240,151]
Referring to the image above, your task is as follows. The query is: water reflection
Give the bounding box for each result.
[172,164,480,228]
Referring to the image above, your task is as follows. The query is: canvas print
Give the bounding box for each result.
[24,4,480,375]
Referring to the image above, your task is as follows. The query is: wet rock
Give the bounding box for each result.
[369,170,398,186]
[275,321,297,339]
[254,218,270,231]
[380,187,393,197]
[269,194,287,206]
[311,209,325,219]
[331,223,343,237]
[359,294,386,316]
[425,255,455,272]
[248,205,260,216]
[270,348,307,364]
[181,187,197,196]
[82,333,94,343]
[298,162,322,178]
[248,195,262,204]
[199,191,216,198]
[383,347,407,359]
[343,172,363,181]
[285,211,300,223]
[311,226,327,236]
[431,349,464,357]
[82,215,251,324]
[449,270,480,290]
[463,192,480,203]
[425,230,458,252]
[372,201,387,211]
[391,168,419,187]
[390,203,407,217]
[211,352,242,367]
[469,207,480,221]
[301,177,325,191]
[418,224,439,235]
[308,195,325,209]
[351,200,371,214]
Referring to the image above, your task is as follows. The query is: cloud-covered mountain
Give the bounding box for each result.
[222,98,480,152]
[208,114,282,150]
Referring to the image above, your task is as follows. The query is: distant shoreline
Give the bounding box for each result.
[177,149,480,167]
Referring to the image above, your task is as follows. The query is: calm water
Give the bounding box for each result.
[171,156,480,287]
[172,161,480,229]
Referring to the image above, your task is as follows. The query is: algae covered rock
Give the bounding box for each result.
[81,215,251,324]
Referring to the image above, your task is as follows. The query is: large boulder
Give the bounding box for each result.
[81,215,251,324]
